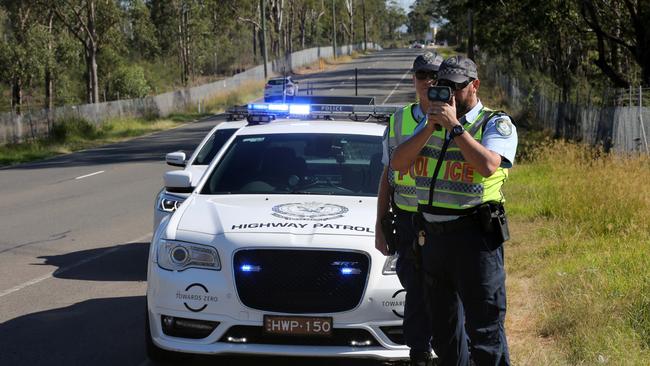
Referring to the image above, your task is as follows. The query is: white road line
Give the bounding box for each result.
[0,232,152,299]
[382,69,412,104]
[75,170,105,180]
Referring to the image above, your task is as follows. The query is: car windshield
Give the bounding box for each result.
[194,128,238,165]
[268,79,289,85]
[201,133,382,196]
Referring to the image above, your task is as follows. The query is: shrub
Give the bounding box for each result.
[50,117,98,142]
[109,65,151,99]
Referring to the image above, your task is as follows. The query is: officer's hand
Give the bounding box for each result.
[374,222,390,256]
[427,98,458,130]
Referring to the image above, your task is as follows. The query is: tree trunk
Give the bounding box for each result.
[299,8,306,49]
[90,46,99,103]
[178,3,188,85]
[88,0,99,103]
[12,77,22,115]
[253,23,258,63]
[362,0,367,50]
[467,8,475,60]
[85,49,93,103]
[45,12,54,110]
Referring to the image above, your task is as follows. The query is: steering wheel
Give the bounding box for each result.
[292,176,355,194]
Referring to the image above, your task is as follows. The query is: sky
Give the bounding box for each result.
[395,0,415,12]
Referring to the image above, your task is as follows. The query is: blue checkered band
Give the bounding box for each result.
[419,147,465,161]
[394,185,417,195]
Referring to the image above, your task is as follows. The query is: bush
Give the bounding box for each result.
[50,117,98,142]
[109,65,151,99]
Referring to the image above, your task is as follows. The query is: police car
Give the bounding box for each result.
[146,102,410,362]
[154,120,248,231]
[264,76,299,102]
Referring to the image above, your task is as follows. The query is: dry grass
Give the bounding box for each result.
[504,138,650,365]
[199,80,265,113]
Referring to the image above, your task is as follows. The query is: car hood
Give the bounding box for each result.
[175,195,377,237]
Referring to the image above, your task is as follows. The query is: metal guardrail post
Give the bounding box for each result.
[355,68,358,96]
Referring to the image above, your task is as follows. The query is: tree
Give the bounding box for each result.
[53,0,123,103]
[0,0,48,114]
[580,0,650,87]
[127,0,160,60]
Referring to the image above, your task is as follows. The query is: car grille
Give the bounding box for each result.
[233,249,369,313]
[219,325,379,346]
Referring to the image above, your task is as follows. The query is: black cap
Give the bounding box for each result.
[411,52,443,72]
[437,55,478,83]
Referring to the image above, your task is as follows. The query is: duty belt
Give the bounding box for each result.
[418,212,480,235]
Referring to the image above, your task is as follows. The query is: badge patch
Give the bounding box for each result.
[272,202,349,221]
[495,118,513,136]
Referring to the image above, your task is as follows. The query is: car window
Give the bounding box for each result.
[267,79,289,85]
[194,128,238,165]
[201,133,383,196]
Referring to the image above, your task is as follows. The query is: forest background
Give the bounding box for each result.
[2,1,650,364]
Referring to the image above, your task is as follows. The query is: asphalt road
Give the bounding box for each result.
[0,48,425,366]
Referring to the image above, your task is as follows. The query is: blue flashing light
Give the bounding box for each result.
[248,103,269,110]
[247,103,311,116]
[340,267,361,275]
[289,104,311,115]
[267,103,289,112]
[240,264,261,272]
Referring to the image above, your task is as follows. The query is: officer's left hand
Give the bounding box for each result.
[374,221,390,256]
[427,97,459,130]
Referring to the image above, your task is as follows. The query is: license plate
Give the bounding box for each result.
[263,315,332,336]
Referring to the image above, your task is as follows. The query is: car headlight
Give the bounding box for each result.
[157,193,186,212]
[382,254,399,275]
[157,240,221,271]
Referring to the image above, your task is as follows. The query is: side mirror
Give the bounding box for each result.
[164,171,193,193]
[166,151,187,167]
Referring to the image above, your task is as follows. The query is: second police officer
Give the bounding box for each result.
[391,55,518,366]
[375,52,442,366]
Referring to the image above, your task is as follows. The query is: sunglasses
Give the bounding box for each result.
[437,78,474,91]
[414,70,437,80]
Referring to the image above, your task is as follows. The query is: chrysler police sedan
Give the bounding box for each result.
[154,120,247,231]
[146,104,409,363]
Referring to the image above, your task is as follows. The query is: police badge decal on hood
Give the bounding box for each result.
[272,202,349,221]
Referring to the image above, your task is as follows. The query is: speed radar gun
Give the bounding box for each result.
[427,86,452,131]
[427,86,452,103]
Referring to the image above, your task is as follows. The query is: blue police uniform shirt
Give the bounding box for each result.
[381,103,427,166]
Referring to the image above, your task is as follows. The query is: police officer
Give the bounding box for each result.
[375,52,442,366]
[391,55,517,366]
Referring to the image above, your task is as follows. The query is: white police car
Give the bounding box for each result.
[146,103,410,363]
[154,120,248,231]
[264,76,298,102]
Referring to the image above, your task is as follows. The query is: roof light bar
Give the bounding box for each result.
[236,103,402,123]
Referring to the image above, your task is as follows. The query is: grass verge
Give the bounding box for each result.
[0,81,265,167]
[504,135,650,365]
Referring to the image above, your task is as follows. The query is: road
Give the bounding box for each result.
[0,48,424,366]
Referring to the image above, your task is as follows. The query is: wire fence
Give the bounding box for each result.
[482,62,650,154]
[0,42,381,145]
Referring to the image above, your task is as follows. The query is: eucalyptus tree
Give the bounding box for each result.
[52,0,124,103]
[580,0,650,87]
[126,0,160,60]
[0,0,49,114]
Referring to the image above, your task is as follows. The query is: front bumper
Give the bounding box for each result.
[147,248,408,360]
